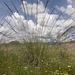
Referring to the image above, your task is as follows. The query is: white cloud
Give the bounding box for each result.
[0,0,75,43]
[57,4,75,20]
[3,11,73,42]
[66,5,75,15]
[67,0,73,4]
[22,0,48,15]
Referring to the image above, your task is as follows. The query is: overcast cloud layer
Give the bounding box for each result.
[0,0,75,43]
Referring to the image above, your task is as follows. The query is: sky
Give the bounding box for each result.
[0,0,67,15]
[0,0,75,43]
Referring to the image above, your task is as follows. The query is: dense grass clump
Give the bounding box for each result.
[0,42,75,75]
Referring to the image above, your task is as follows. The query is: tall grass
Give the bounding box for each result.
[0,0,75,75]
[0,42,75,75]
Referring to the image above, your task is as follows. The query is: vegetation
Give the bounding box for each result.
[0,0,75,75]
[0,42,75,75]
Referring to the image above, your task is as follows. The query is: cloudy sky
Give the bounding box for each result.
[0,0,75,43]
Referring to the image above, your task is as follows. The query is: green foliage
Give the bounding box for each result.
[0,42,75,75]
[22,42,50,66]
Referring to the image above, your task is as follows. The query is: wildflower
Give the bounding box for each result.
[59,67,61,69]
[3,74,6,75]
[41,60,43,62]
[53,71,57,75]
[30,70,33,73]
[8,66,10,69]
[45,70,47,73]
[64,72,69,75]
[68,65,71,68]
[24,67,28,70]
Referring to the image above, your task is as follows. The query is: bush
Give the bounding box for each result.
[21,42,50,66]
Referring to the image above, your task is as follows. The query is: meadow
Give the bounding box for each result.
[0,0,75,75]
[0,41,75,75]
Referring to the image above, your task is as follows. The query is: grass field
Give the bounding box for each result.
[0,0,75,75]
[0,42,75,75]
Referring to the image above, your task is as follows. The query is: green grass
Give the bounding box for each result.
[0,42,75,75]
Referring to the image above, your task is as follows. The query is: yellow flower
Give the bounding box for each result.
[45,70,47,73]
[53,71,58,75]
[64,72,69,75]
